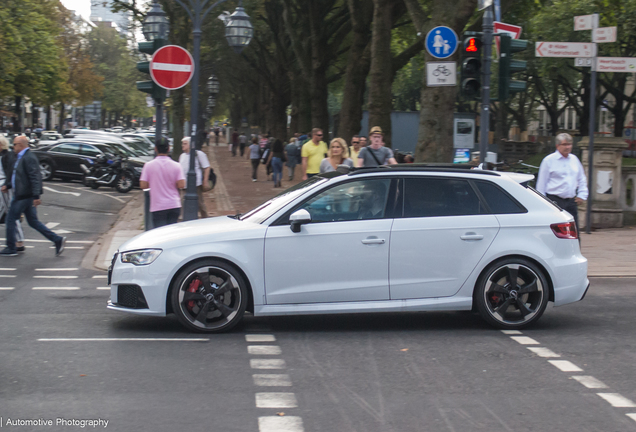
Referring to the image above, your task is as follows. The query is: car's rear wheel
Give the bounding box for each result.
[475,258,549,329]
[40,160,54,181]
[171,259,248,333]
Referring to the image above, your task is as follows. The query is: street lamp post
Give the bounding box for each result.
[172,0,253,221]
[141,2,169,148]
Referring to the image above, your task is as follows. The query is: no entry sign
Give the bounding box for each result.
[150,45,194,90]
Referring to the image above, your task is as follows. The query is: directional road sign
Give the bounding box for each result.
[426,62,457,86]
[593,26,617,43]
[535,42,596,58]
[596,57,636,73]
[494,21,522,56]
[150,45,194,90]
[425,26,458,59]
[574,14,598,31]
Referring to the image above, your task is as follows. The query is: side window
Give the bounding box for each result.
[475,181,527,214]
[52,144,80,155]
[298,179,391,223]
[403,177,484,217]
[80,145,102,157]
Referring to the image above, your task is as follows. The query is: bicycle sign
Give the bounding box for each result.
[426,61,457,86]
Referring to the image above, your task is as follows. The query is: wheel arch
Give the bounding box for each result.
[473,254,555,306]
[165,256,255,315]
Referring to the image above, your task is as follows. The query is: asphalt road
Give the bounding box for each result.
[1,185,635,431]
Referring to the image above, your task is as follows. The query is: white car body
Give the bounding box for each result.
[107,167,589,330]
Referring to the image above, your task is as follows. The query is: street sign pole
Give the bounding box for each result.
[585,14,599,235]
[479,4,494,167]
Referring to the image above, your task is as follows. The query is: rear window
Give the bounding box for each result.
[474,181,527,214]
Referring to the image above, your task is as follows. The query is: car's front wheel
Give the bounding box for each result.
[475,258,549,329]
[171,259,248,333]
[39,160,54,181]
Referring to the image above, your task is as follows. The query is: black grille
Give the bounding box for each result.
[116,285,149,309]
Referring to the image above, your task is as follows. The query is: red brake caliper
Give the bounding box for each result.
[186,278,202,311]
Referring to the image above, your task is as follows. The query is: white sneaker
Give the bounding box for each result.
[252,179,257,182]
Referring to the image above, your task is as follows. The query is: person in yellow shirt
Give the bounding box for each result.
[349,135,362,167]
[301,128,328,180]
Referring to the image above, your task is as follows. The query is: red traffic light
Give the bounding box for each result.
[464,37,482,53]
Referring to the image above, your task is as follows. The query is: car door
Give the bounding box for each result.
[48,143,82,175]
[389,176,500,299]
[264,178,396,304]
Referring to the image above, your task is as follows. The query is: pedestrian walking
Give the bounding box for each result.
[301,128,328,180]
[268,139,286,188]
[139,137,185,228]
[359,136,368,148]
[0,136,24,252]
[357,127,397,167]
[0,135,65,256]
[179,137,211,219]
[320,138,354,173]
[284,137,301,180]
[239,131,247,157]
[214,127,220,146]
[536,132,588,232]
[349,135,362,167]
[249,137,261,181]
[231,130,239,156]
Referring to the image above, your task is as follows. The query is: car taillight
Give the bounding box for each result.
[551,222,578,239]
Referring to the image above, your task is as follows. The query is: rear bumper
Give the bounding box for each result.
[551,255,589,306]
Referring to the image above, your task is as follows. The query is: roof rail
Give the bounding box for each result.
[349,164,500,176]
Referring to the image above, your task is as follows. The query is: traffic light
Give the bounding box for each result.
[498,34,528,101]
[460,36,483,100]
[136,40,167,101]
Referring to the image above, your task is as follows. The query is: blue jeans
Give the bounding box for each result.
[152,207,181,228]
[6,198,62,251]
[271,157,283,184]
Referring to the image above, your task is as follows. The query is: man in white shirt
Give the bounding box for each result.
[536,133,588,231]
[179,137,211,218]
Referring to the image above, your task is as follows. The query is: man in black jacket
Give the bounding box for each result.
[0,136,65,256]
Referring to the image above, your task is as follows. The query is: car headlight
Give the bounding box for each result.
[120,249,162,265]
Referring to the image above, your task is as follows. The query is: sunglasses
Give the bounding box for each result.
[352,141,360,144]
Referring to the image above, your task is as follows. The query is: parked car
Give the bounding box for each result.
[35,131,64,148]
[107,165,589,333]
[32,139,145,185]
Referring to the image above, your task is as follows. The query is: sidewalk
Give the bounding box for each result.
[90,144,636,277]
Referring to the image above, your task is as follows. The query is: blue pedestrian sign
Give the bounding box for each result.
[425,26,459,59]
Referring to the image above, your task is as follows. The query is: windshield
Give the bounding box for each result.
[239,176,328,223]
[111,143,141,157]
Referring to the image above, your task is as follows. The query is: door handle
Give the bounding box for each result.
[361,238,385,245]
[460,233,484,241]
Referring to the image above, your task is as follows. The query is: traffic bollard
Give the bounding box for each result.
[144,189,154,231]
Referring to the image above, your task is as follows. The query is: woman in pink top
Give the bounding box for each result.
[139,138,186,228]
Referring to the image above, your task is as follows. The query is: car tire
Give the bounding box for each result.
[475,258,549,329]
[39,160,54,181]
[171,259,248,333]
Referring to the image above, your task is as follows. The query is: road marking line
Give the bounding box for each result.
[501,330,523,335]
[548,360,583,372]
[33,287,80,290]
[246,334,276,342]
[35,268,79,271]
[43,187,81,197]
[258,416,304,432]
[33,276,78,279]
[253,374,292,387]
[49,246,84,249]
[92,275,108,279]
[527,347,561,358]
[597,393,636,408]
[255,393,298,408]
[571,376,608,389]
[510,336,540,345]
[0,238,93,244]
[627,413,636,422]
[251,359,287,370]
[248,345,282,355]
[96,287,110,290]
[45,222,60,229]
[38,338,209,342]
[0,287,15,290]
[0,268,16,271]
[0,275,16,278]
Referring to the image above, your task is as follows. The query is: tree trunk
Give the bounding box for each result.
[406,0,477,162]
[45,105,52,131]
[367,0,396,147]
[338,0,373,143]
[59,103,66,131]
[14,96,22,133]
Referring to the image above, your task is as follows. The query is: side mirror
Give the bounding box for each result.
[289,209,311,233]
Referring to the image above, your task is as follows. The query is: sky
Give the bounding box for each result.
[60,0,92,21]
